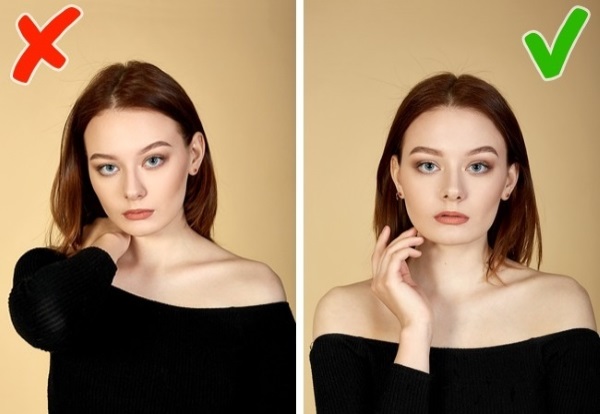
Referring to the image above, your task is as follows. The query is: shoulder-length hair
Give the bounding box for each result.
[374,73,542,276]
[50,61,217,254]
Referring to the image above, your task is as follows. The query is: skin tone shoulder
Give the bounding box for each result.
[314,106,596,371]
[82,108,286,308]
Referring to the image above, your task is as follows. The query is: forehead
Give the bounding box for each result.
[402,107,507,157]
[84,108,183,152]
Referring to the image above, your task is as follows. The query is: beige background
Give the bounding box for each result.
[0,1,294,412]
[306,0,599,411]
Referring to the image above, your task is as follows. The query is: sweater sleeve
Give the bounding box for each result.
[310,334,430,414]
[244,303,296,413]
[542,329,600,412]
[8,247,117,352]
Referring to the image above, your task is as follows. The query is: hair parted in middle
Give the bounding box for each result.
[50,61,217,254]
[374,72,542,276]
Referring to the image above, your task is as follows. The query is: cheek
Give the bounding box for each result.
[88,172,105,201]
[160,163,190,198]
[88,175,117,212]
[480,186,504,218]
[477,174,506,205]
[468,178,506,231]
[401,177,430,202]
[402,188,430,226]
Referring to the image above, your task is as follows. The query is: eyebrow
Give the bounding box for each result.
[89,141,173,161]
[408,145,499,157]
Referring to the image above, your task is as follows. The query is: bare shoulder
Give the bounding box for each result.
[214,255,287,305]
[534,271,596,330]
[505,266,597,333]
[313,279,398,341]
[180,240,287,307]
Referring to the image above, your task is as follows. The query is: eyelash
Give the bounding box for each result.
[144,155,165,168]
[97,164,118,176]
[95,155,166,176]
[467,162,490,174]
[416,161,439,174]
[415,161,491,174]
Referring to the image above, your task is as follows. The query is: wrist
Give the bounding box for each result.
[394,325,432,373]
[400,323,433,344]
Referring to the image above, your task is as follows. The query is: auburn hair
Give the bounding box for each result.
[374,73,542,276]
[50,61,217,254]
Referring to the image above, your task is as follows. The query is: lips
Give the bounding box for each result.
[123,209,154,221]
[434,211,469,225]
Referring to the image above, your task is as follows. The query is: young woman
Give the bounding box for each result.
[310,73,599,413]
[9,61,295,413]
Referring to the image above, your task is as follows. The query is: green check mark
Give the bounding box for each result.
[522,6,590,81]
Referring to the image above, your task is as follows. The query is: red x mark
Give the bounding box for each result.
[11,5,83,85]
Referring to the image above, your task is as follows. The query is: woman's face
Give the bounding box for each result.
[84,108,203,238]
[391,106,518,247]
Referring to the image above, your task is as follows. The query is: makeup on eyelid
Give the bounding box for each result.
[413,160,492,174]
[92,155,167,176]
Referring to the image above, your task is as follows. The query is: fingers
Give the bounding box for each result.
[372,226,391,275]
[81,218,129,249]
[377,243,422,282]
[370,226,433,331]
[372,234,422,305]
[386,227,422,250]
[372,226,424,281]
[400,261,418,287]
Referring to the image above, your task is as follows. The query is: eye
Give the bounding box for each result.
[97,164,119,176]
[467,162,489,174]
[144,155,165,169]
[417,161,439,174]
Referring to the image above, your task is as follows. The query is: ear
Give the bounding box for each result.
[188,132,205,175]
[502,163,519,200]
[390,155,404,197]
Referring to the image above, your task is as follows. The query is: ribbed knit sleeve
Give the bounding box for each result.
[541,329,600,412]
[378,364,430,412]
[310,334,430,413]
[243,303,296,412]
[8,247,117,352]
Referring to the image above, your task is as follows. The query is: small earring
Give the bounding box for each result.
[395,191,403,201]
[502,192,511,200]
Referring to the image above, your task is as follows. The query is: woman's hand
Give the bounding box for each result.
[81,218,131,263]
[371,226,433,372]
[371,226,431,327]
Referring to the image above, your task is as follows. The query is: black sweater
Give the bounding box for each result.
[9,247,295,413]
[310,329,600,413]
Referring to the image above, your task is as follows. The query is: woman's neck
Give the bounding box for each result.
[118,216,204,274]
[408,239,492,299]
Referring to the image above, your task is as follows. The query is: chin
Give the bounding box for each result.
[418,226,485,247]
[112,219,159,238]
[123,229,155,238]
[431,235,489,249]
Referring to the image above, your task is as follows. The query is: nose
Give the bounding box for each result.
[124,170,147,200]
[441,169,465,201]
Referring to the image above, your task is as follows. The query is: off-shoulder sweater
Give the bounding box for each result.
[310,328,600,413]
[9,247,295,413]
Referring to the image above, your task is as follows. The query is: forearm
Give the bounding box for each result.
[9,247,116,351]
